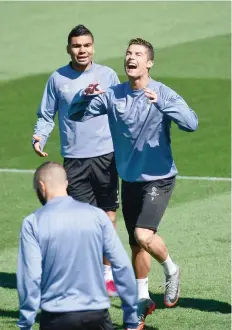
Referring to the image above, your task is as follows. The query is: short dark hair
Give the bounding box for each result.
[33,161,66,189]
[128,38,154,61]
[68,24,94,44]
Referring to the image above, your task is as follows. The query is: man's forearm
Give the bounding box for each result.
[33,117,55,150]
[17,216,42,330]
[156,97,198,132]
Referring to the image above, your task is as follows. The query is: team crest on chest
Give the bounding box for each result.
[115,102,125,111]
[60,84,72,93]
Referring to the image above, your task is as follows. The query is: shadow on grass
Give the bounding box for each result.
[0,309,41,323]
[0,312,160,330]
[0,312,159,330]
[152,293,231,314]
[111,292,231,314]
[0,310,18,319]
[0,310,160,330]
[1,273,230,318]
[0,272,16,289]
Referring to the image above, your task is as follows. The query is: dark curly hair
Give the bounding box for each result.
[68,25,94,44]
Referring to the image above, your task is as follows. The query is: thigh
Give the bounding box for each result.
[121,181,143,246]
[91,153,119,211]
[136,177,176,231]
[63,157,97,206]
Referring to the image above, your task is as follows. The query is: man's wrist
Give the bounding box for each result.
[32,138,37,145]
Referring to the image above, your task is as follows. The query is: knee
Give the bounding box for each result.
[134,228,154,250]
[131,244,146,257]
[105,211,117,228]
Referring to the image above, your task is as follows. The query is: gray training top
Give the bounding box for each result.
[34,63,120,158]
[69,78,198,182]
[17,196,138,330]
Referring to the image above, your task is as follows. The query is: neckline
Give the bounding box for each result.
[68,62,95,75]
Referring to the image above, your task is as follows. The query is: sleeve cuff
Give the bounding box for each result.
[32,137,44,150]
[18,325,32,330]
[124,322,139,329]
[123,311,138,329]
[32,138,38,146]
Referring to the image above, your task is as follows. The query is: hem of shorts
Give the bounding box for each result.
[135,224,158,231]
[100,205,120,212]
[62,150,114,159]
[41,304,110,313]
[121,173,177,182]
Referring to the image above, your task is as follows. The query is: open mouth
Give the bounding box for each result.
[127,62,137,70]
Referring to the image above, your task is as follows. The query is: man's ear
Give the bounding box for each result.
[39,180,46,195]
[66,45,70,55]
[147,60,154,69]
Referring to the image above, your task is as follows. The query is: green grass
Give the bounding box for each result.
[0,1,231,330]
[0,174,231,329]
[0,32,230,175]
[0,2,230,80]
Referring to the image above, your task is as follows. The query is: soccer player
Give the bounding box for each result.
[17,161,138,330]
[68,38,198,329]
[32,25,120,295]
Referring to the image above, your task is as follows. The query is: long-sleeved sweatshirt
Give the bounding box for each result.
[17,196,138,330]
[69,78,198,182]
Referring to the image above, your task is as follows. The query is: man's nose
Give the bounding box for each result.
[79,46,85,52]
[128,54,135,60]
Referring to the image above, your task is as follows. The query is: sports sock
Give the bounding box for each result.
[137,277,150,300]
[104,265,113,281]
[161,255,177,276]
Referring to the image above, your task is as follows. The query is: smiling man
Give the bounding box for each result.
[32,25,120,296]
[69,38,198,329]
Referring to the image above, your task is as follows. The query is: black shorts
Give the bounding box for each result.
[122,176,176,246]
[40,309,114,330]
[63,152,119,211]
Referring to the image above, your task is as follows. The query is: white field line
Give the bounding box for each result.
[0,168,231,182]
[0,169,35,173]
[177,176,231,182]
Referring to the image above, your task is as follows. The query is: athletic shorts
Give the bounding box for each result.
[121,176,176,246]
[63,152,119,211]
[40,309,114,330]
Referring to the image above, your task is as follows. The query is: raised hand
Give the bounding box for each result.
[143,87,158,103]
[84,83,105,96]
